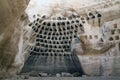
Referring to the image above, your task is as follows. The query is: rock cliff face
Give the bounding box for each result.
[20,0,120,76]
[0,0,120,78]
[0,0,29,78]
[72,2,120,76]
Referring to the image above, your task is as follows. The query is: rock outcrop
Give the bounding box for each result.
[0,0,29,78]
[22,0,120,77]
[70,0,120,76]
[0,0,120,78]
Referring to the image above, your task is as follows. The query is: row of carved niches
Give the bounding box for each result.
[87,12,102,20]
[30,20,85,34]
[86,11,102,27]
[28,46,72,56]
[29,13,86,32]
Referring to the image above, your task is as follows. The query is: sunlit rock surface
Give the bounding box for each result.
[19,0,120,77]
[72,2,120,76]
[0,0,120,79]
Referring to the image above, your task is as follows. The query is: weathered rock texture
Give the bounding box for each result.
[72,1,120,76]
[20,0,120,77]
[0,0,29,78]
[0,0,120,78]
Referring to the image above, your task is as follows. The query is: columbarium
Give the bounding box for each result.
[21,12,85,76]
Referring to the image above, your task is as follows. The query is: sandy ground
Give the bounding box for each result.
[3,76,120,80]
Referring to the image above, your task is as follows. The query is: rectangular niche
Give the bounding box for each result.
[109,37,114,41]
[118,29,120,34]
[94,35,98,39]
[115,35,119,40]
[84,35,87,39]
[89,35,92,39]
[114,24,117,28]
[111,29,115,35]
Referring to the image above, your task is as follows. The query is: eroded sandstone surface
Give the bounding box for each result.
[0,0,29,78]
[0,0,120,79]
[21,0,120,77]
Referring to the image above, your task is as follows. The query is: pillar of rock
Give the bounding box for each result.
[0,0,29,78]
